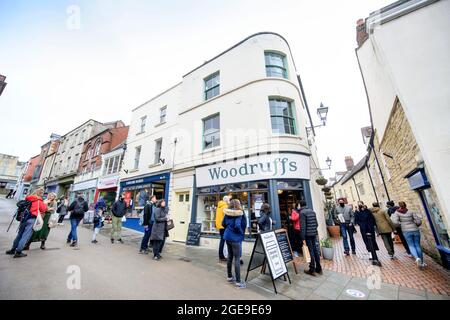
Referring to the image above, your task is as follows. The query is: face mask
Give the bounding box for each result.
[339,203,345,207]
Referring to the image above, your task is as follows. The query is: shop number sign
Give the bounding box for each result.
[195,153,310,187]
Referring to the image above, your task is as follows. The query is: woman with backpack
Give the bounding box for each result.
[67,193,89,248]
[57,196,69,225]
[222,199,247,289]
[6,188,47,258]
[25,192,58,250]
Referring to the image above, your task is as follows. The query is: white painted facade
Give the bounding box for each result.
[121,33,327,248]
[356,0,450,230]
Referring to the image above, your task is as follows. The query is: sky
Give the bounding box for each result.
[0,0,393,178]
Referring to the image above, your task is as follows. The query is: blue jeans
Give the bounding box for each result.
[340,223,356,253]
[12,217,36,253]
[226,241,242,283]
[140,224,153,251]
[68,218,82,242]
[403,230,423,261]
[219,229,226,259]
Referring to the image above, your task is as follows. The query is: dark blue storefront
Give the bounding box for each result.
[119,172,170,233]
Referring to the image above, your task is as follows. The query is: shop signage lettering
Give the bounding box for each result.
[196,153,309,188]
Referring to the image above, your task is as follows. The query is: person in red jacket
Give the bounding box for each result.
[290,201,302,257]
[6,188,47,258]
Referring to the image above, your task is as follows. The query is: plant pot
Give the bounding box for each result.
[327,225,340,238]
[316,178,328,186]
[322,247,334,260]
[322,187,331,193]
[324,191,332,197]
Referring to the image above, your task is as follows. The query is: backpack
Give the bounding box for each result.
[16,200,32,221]
[73,200,86,216]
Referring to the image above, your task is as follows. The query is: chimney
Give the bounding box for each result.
[356,19,368,47]
[345,156,354,171]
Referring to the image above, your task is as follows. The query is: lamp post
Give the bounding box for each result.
[307,103,329,134]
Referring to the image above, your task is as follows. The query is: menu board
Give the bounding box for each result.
[259,231,288,280]
[276,229,293,263]
[186,223,202,246]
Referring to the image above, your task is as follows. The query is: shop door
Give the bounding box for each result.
[172,192,190,242]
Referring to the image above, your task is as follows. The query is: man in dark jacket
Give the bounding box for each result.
[139,195,157,254]
[67,194,89,247]
[299,200,322,276]
[386,201,411,256]
[111,193,128,244]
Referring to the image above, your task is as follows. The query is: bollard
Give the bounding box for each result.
[366,232,381,267]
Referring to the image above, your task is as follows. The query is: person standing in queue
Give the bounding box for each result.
[289,202,302,257]
[299,200,322,276]
[150,199,170,260]
[335,198,356,255]
[111,193,128,244]
[140,195,157,254]
[222,199,247,289]
[215,196,230,262]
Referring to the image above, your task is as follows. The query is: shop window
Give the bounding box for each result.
[203,114,220,150]
[265,51,288,78]
[269,98,297,135]
[204,72,220,100]
[154,138,162,164]
[140,116,146,133]
[159,107,167,124]
[134,146,141,169]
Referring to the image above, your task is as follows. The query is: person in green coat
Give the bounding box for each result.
[25,192,58,250]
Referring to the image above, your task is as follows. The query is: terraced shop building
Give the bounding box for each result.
[120,32,327,251]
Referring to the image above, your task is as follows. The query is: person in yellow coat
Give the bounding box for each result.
[216,196,230,261]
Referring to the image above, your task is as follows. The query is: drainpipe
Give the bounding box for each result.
[366,163,379,204]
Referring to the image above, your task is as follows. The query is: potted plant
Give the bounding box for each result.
[322,187,331,193]
[324,201,340,238]
[321,237,334,260]
[324,191,332,197]
[315,176,328,186]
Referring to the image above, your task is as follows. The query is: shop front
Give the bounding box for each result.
[119,172,170,232]
[95,175,120,210]
[72,178,98,208]
[191,152,312,247]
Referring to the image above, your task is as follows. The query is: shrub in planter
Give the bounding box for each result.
[324,191,332,197]
[315,176,328,186]
[321,237,334,260]
[327,225,340,238]
[322,187,331,193]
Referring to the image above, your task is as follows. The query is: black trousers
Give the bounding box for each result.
[305,235,322,273]
[152,237,166,257]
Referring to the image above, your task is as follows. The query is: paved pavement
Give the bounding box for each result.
[1,196,449,300]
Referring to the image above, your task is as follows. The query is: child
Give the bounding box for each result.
[92,210,104,244]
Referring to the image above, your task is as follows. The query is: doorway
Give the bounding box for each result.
[172,191,191,242]
[277,189,305,230]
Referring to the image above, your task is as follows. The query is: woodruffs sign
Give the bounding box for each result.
[195,153,310,187]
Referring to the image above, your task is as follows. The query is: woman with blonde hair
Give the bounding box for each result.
[25,192,58,250]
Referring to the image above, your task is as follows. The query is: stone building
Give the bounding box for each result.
[30,133,61,191]
[14,154,40,200]
[0,154,25,195]
[356,0,450,266]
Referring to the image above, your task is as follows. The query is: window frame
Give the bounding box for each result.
[268,97,298,135]
[202,113,220,150]
[264,51,288,79]
[139,116,147,133]
[134,146,141,170]
[204,71,220,101]
[159,107,167,124]
[154,138,163,165]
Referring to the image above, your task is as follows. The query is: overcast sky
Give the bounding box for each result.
[0,0,392,178]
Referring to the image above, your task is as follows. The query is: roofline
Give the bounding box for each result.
[60,119,103,138]
[183,32,298,78]
[132,82,182,112]
[340,156,368,184]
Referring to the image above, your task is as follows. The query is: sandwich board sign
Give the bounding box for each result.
[245,230,291,294]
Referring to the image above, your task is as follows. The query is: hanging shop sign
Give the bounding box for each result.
[72,179,98,192]
[195,153,310,188]
[97,175,119,190]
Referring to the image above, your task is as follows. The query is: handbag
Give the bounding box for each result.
[121,216,127,222]
[33,201,44,231]
[302,244,311,263]
[166,219,175,231]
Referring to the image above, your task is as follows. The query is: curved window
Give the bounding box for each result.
[265,52,288,78]
[269,98,297,135]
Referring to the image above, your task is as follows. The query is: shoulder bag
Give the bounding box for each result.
[33,201,44,231]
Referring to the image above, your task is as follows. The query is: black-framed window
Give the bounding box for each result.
[269,98,297,135]
[265,52,288,78]
[204,72,220,100]
[203,114,220,150]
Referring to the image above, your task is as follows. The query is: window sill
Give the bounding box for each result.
[200,146,222,155]
[272,134,302,139]
[155,121,166,128]
[136,131,145,136]
[148,163,161,169]
[129,168,139,173]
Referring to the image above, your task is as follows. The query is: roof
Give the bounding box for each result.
[340,156,368,185]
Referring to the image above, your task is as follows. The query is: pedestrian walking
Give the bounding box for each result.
[139,195,157,254]
[391,201,426,269]
[289,202,302,257]
[67,193,89,247]
[91,197,107,244]
[150,199,170,260]
[6,188,47,258]
[215,196,230,261]
[335,198,356,255]
[355,201,379,254]
[57,196,69,225]
[5,189,14,199]
[371,202,396,258]
[25,192,58,250]
[299,200,322,276]
[111,193,128,244]
[222,199,247,289]
[386,201,411,257]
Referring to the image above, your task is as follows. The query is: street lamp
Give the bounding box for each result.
[325,157,332,169]
[307,103,330,133]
